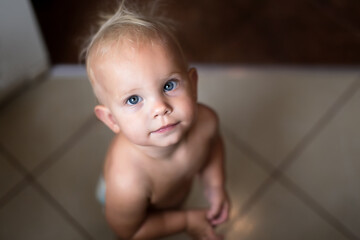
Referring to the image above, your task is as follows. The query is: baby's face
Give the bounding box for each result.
[90,40,197,147]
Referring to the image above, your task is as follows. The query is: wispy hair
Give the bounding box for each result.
[80,0,185,68]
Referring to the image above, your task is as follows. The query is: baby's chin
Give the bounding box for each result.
[149,133,184,147]
[126,134,181,148]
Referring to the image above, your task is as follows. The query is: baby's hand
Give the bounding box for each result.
[186,210,223,240]
[205,186,230,226]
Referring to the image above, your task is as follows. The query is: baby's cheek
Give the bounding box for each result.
[183,100,197,119]
[124,126,148,144]
[120,118,139,132]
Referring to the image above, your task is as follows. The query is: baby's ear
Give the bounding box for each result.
[94,105,120,133]
[188,67,198,99]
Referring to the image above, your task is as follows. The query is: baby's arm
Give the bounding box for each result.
[199,110,230,226]
[105,173,221,239]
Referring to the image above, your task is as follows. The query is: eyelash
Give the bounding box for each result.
[126,95,142,105]
[163,79,178,92]
[125,79,179,106]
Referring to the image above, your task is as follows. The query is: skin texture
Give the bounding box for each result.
[88,39,230,240]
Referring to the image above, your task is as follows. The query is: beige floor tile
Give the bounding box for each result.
[0,76,96,170]
[223,182,348,240]
[185,135,270,208]
[0,185,85,240]
[223,134,271,213]
[0,154,23,199]
[285,86,360,237]
[37,121,115,240]
[196,66,358,165]
[161,133,271,240]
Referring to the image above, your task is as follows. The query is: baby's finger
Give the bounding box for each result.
[211,202,229,226]
[207,201,221,220]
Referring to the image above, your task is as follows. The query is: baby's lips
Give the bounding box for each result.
[151,122,179,133]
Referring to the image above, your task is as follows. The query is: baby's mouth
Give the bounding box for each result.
[151,122,180,134]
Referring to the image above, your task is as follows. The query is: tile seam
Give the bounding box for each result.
[0,143,31,208]
[272,79,360,238]
[0,72,49,114]
[31,180,95,240]
[222,125,276,174]
[278,173,360,240]
[221,79,360,238]
[221,126,280,232]
[32,115,97,177]
[278,79,360,171]
[224,169,359,240]
[0,116,98,240]
[0,178,29,209]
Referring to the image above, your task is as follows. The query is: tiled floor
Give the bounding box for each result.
[0,65,360,239]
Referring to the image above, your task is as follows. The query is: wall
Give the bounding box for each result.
[0,0,49,102]
[32,0,360,65]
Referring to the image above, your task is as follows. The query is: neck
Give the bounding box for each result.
[135,142,181,160]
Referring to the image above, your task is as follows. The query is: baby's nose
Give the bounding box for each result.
[152,99,172,118]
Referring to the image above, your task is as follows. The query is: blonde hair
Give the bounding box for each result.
[82,0,187,71]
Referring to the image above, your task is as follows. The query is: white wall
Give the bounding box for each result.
[0,0,49,102]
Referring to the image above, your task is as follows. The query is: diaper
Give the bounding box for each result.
[96,175,106,206]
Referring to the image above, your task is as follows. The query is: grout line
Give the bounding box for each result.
[278,173,360,240]
[224,165,359,239]
[0,178,29,209]
[237,172,276,218]
[222,125,276,174]
[278,79,360,171]
[0,173,95,239]
[272,79,360,239]
[0,142,31,177]
[221,168,278,236]
[0,71,49,114]
[31,179,95,240]
[222,124,279,215]
[0,143,32,208]
[32,115,97,177]
[0,116,98,239]
[221,126,280,225]
[222,79,360,238]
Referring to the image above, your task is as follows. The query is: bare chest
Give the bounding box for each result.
[148,140,211,208]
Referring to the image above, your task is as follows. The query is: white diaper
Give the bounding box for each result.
[96,175,106,206]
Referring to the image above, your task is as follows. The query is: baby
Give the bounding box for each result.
[84,1,229,239]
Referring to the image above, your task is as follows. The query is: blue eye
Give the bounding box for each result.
[126,95,142,105]
[164,80,177,92]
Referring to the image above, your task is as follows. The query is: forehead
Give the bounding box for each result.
[88,30,186,68]
[88,37,184,95]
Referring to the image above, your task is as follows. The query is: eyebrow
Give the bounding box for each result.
[115,87,141,99]
[114,71,184,98]
[162,71,183,80]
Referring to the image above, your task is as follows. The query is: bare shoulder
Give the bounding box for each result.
[106,163,150,210]
[105,135,151,201]
[104,136,151,238]
[196,103,220,137]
